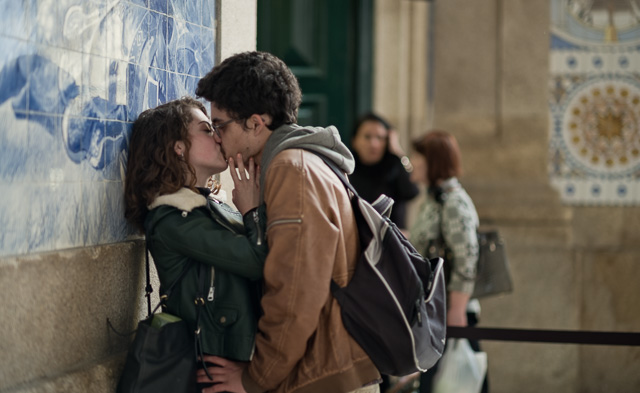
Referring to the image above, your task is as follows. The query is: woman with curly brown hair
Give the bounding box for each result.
[123,96,268,391]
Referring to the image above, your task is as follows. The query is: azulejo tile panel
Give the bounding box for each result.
[549,0,640,205]
[0,0,217,257]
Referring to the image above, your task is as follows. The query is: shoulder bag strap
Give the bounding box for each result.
[146,215,211,377]
[194,263,213,378]
[144,244,153,317]
[144,220,194,317]
[427,186,445,244]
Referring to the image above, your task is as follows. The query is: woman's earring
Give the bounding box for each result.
[207,174,221,195]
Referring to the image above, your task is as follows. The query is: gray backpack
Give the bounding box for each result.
[317,153,447,376]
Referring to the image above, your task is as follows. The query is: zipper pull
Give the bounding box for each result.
[416,299,423,327]
[207,266,215,302]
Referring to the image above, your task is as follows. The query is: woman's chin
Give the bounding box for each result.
[361,155,383,165]
[209,163,228,176]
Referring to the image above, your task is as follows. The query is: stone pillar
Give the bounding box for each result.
[373,0,429,153]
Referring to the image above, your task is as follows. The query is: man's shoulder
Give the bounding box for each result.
[271,147,302,162]
[270,148,326,169]
[267,148,343,190]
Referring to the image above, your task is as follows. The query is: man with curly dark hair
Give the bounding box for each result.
[195,51,381,393]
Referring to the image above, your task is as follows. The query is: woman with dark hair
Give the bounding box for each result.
[409,130,488,393]
[349,113,419,392]
[348,112,419,231]
[123,97,268,390]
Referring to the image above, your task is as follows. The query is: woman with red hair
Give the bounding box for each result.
[409,130,488,393]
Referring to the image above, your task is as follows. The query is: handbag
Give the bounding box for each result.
[432,338,487,393]
[427,186,513,299]
[116,315,196,393]
[115,234,208,393]
[472,229,513,299]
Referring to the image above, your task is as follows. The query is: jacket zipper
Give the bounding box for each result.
[207,266,215,302]
[266,218,302,232]
[253,210,262,246]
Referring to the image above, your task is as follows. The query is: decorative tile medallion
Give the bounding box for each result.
[549,0,640,205]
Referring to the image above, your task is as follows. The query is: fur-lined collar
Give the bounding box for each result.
[148,188,207,212]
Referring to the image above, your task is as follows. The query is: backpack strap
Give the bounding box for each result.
[312,153,359,196]
[305,151,396,298]
[310,152,394,217]
[303,153,358,298]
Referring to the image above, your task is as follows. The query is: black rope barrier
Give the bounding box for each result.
[447,326,640,346]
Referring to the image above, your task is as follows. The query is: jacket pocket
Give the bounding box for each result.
[266,218,302,232]
[209,307,238,330]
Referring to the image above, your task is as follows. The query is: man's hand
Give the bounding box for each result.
[197,355,248,393]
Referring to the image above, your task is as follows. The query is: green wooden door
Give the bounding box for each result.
[257,0,372,140]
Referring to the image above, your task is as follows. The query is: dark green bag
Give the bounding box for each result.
[116,315,196,393]
[116,234,203,393]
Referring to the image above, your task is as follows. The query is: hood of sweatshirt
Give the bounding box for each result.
[259,123,355,195]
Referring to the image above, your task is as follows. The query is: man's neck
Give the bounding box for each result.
[255,127,273,166]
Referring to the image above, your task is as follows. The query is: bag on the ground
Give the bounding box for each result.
[432,338,487,393]
[315,153,447,377]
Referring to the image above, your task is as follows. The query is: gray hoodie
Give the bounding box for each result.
[259,123,355,200]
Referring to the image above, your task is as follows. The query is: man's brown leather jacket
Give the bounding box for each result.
[242,149,380,393]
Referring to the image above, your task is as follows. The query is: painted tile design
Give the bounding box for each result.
[0,0,217,257]
[549,0,640,205]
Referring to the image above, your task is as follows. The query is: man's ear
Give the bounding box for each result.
[250,114,273,134]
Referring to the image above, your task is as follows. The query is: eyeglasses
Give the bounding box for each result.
[211,118,238,138]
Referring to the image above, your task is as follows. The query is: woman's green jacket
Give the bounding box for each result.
[144,188,267,361]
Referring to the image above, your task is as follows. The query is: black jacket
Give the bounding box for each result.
[145,188,267,360]
[349,151,419,228]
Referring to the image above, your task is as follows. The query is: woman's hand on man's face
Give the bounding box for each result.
[229,153,260,215]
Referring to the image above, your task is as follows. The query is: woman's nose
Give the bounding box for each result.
[371,138,384,149]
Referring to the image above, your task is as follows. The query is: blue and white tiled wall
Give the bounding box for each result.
[0,0,217,257]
